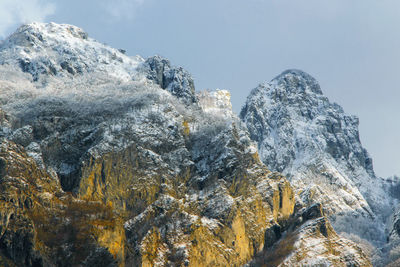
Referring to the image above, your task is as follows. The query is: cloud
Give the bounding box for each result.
[102,0,147,21]
[0,0,55,38]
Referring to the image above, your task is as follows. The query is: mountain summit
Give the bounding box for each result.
[241,69,398,262]
[0,22,142,81]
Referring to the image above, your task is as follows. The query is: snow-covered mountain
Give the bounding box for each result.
[0,22,197,103]
[241,69,399,263]
[0,23,380,266]
[0,22,142,82]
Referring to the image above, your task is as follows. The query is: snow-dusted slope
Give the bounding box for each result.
[0,22,143,82]
[240,69,394,247]
[139,55,197,103]
[0,22,197,105]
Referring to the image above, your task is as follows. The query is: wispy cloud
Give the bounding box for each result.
[102,0,147,21]
[0,0,55,37]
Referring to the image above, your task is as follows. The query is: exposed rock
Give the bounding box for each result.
[0,139,122,266]
[241,69,393,251]
[198,89,233,118]
[140,55,197,104]
[248,204,372,267]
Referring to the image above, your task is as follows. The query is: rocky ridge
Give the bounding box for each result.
[0,23,373,266]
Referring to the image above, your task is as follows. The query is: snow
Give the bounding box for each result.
[241,69,397,258]
[200,217,220,230]
[0,22,143,82]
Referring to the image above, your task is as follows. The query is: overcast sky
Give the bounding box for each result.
[1,0,399,177]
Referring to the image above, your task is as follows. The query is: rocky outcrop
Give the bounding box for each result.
[140,55,197,104]
[386,184,400,266]
[198,89,233,116]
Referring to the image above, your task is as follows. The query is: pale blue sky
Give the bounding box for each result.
[1,0,399,177]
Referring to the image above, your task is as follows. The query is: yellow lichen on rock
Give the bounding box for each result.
[272,179,295,221]
[183,120,190,136]
[188,223,232,267]
[0,140,124,266]
[278,180,295,220]
[141,227,166,267]
[96,218,126,266]
[78,146,164,217]
[232,211,253,263]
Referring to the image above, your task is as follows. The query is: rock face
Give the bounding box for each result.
[140,55,197,104]
[0,23,371,266]
[241,69,397,263]
[248,204,371,267]
[0,138,121,267]
[384,176,400,265]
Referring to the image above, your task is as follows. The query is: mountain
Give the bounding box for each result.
[0,23,372,266]
[240,69,399,264]
[0,22,141,82]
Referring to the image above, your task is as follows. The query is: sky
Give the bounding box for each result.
[0,0,399,177]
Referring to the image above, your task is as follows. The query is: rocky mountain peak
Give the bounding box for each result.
[0,22,197,105]
[271,69,323,96]
[241,69,393,249]
[241,70,370,175]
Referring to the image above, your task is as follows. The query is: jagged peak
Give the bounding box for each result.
[241,68,391,251]
[273,68,315,81]
[270,68,323,95]
[241,69,325,120]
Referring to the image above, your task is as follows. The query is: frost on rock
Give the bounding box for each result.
[241,69,395,250]
[139,55,197,104]
[247,204,372,267]
[198,89,233,118]
[0,23,201,192]
[0,22,143,82]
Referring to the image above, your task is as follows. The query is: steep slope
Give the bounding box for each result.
[0,22,196,103]
[0,135,123,267]
[0,23,371,266]
[240,69,395,256]
[247,204,371,267]
[0,22,141,82]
